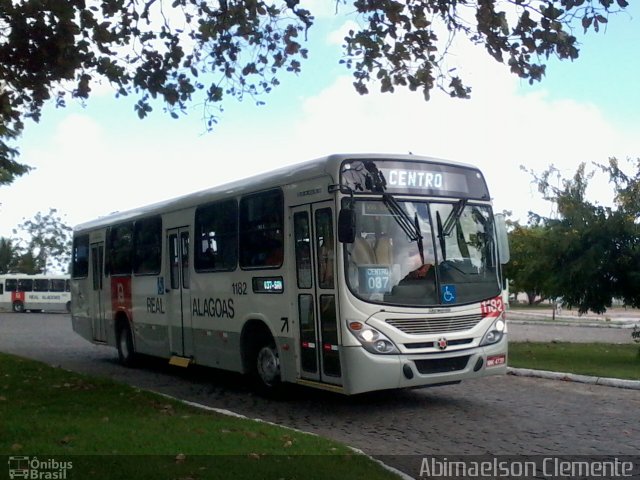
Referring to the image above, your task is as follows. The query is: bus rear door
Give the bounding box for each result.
[291,202,342,388]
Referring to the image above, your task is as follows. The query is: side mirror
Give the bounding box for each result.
[494,213,510,264]
[338,208,356,243]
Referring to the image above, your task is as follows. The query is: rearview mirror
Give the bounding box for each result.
[338,208,356,243]
[494,213,510,264]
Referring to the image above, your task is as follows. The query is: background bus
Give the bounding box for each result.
[71,153,510,395]
[0,274,71,313]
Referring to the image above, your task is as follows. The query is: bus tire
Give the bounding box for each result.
[66,301,71,313]
[252,340,283,396]
[243,324,283,396]
[12,301,24,313]
[116,321,137,367]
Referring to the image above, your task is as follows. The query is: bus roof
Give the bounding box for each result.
[73,153,478,232]
[0,273,69,279]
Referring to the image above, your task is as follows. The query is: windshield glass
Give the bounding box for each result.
[344,199,500,306]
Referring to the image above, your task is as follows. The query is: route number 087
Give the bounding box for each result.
[368,275,389,291]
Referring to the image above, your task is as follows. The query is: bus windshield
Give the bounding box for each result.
[344,198,501,306]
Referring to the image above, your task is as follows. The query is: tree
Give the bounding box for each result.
[12,208,73,274]
[0,236,18,273]
[527,159,640,313]
[504,223,551,305]
[0,0,629,185]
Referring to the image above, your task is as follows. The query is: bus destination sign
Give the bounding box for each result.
[341,159,490,199]
[252,276,284,294]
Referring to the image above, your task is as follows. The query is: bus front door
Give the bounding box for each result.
[90,242,107,342]
[291,202,342,387]
[166,228,193,359]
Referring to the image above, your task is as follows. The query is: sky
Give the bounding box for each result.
[1,1,640,242]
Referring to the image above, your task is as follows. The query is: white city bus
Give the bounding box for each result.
[71,154,510,395]
[0,274,71,313]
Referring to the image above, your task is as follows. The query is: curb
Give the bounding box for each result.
[507,367,640,390]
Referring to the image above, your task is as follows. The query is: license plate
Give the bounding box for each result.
[487,354,506,367]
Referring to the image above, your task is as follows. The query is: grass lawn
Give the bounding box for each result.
[509,342,640,380]
[0,353,399,480]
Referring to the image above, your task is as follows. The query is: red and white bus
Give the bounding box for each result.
[0,274,71,313]
[71,154,510,395]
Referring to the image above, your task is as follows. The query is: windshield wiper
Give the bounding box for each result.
[382,193,425,263]
[442,199,467,237]
[436,211,446,261]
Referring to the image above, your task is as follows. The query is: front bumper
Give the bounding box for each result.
[341,335,508,395]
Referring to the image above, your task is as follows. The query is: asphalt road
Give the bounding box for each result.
[1,313,639,479]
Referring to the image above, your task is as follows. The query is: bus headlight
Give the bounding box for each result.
[480,317,506,346]
[348,321,399,355]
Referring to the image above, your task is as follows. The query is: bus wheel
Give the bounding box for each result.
[65,301,71,313]
[12,301,24,313]
[253,341,282,395]
[116,322,136,367]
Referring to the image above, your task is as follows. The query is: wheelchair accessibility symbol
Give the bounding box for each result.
[441,285,457,304]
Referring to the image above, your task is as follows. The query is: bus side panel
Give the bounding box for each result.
[131,275,170,358]
[190,269,242,372]
[23,292,70,312]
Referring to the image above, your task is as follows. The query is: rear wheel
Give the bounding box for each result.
[12,301,24,313]
[116,322,137,367]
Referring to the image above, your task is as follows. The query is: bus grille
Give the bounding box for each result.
[386,314,483,335]
[414,355,471,375]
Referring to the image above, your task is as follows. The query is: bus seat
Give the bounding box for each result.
[375,236,393,265]
[351,237,376,265]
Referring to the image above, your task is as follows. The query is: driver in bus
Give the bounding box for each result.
[400,243,435,281]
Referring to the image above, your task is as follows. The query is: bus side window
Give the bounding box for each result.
[72,235,90,278]
[18,279,33,292]
[109,222,134,275]
[34,279,49,292]
[239,189,283,269]
[195,199,238,272]
[133,216,162,275]
[50,279,66,292]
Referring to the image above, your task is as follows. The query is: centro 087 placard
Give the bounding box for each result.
[358,266,391,294]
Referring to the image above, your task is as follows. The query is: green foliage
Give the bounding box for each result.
[11,208,72,274]
[515,158,640,314]
[504,224,549,304]
[0,0,629,185]
[0,237,18,273]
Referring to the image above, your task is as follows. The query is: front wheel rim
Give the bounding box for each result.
[256,346,280,386]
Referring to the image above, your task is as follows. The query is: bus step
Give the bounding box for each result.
[169,356,191,368]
